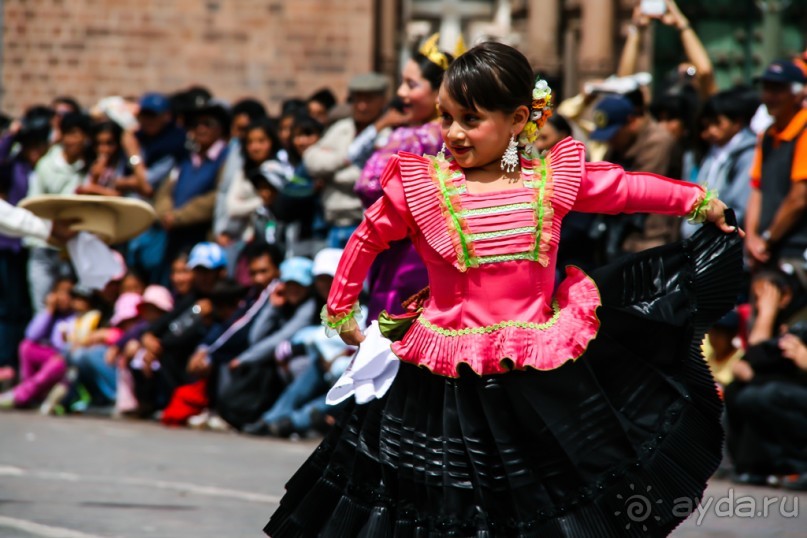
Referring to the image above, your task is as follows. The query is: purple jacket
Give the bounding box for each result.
[0,133,35,251]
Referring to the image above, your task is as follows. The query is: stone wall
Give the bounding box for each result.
[1,0,375,116]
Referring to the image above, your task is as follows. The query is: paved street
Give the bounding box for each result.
[0,412,803,537]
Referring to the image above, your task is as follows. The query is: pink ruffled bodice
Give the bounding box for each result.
[327,137,707,377]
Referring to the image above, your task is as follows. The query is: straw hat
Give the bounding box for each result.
[19,194,157,244]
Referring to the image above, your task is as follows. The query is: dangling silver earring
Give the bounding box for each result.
[437,142,447,160]
[500,135,518,173]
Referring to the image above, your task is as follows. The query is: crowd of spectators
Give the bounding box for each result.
[0,75,392,438]
[0,0,805,490]
[551,0,807,491]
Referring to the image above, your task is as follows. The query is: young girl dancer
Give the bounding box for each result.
[265,42,743,537]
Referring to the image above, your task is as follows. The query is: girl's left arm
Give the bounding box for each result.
[573,161,732,231]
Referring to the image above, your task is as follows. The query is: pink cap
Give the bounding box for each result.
[110,292,142,326]
[138,285,174,313]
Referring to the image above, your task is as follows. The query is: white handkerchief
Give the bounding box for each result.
[326,321,399,405]
[66,232,123,290]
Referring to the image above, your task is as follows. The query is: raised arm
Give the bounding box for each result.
[574,160,734,233]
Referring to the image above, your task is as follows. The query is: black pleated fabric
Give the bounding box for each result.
[264,221,743,538]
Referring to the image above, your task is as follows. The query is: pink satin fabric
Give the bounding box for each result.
[328,137,705,376]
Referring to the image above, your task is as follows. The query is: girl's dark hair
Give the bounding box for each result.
[701,88,758,126]
[410,50,455,90]
[240,240,285,268]
[547,114,572,138]
[292,114,325,137]
[752,268,794,294]
[232,98,267,122]
[53,96,81,114]
[172,248,192,265]
[52,275,77,291]
[308,88,337,111]
[91,120,124,166]
[281,98,307,117]
[242,117,281,169]
[59,112,92,136]
[93,120,123,143]
[444,41,533,113]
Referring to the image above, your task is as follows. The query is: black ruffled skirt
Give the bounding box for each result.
[264,220,743,537]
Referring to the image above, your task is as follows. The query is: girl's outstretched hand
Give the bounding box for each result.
[340,327,365,347]
[706,198,745,237]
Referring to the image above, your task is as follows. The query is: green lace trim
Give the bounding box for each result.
[467,226,535,242]
[471,251,535,265]
[433,159,472,267]
[532,156,550,262]
[431,154,553,269]
[459,202,535,218]
[687,188,718,224]
[321,303,362,337]
[418,300,562,336]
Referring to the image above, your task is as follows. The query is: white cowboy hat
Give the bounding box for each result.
[19,194,156,244]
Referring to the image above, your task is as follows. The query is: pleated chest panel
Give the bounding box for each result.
[398,151,557,273]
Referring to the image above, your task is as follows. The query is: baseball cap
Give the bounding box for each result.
[590,96,636,142]
[249,160,289,192]
[187,242,227,270]
[312,248,343,277]
[139,285,174,313]
[755,60,807,85]
[280,256,314,287]
[348,72,389,93]
[139,92,170,114]
[110,292,143,327]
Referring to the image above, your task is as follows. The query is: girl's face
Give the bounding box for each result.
[61,128,88,162]
[139,303,165,323]
[278,115,295,149]
[535,122,562,152]
[282,281,309,306]
[257,183,278,208]
[121,274,145,295]
[437,85,528,171]
[397,60,438,125]
[701,115,742,147]
[170,257,193,297]
[94,131,118,160]
[246,128,272,163]
[54,281,73,312]
[292,129,320,156]
[657,116,685,141]
[22,142,49,167]
[193,116,223,151]
[307,102,329,125]
[314,274,333,301]
[70,296,92,314]
[118,317,139,332]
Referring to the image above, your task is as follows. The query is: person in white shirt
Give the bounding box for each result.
[0,198,76,244]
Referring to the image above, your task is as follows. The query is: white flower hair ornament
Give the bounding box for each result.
[518,76,553,148]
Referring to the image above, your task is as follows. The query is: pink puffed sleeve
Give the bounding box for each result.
[326,156,414,324]
[573,161,705,216]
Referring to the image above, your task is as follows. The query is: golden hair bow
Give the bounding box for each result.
[419,33,449,70]
[454,35,466,58]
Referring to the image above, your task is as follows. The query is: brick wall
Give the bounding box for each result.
[1,0,375,116]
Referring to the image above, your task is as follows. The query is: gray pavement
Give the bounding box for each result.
[0,412,803,537]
